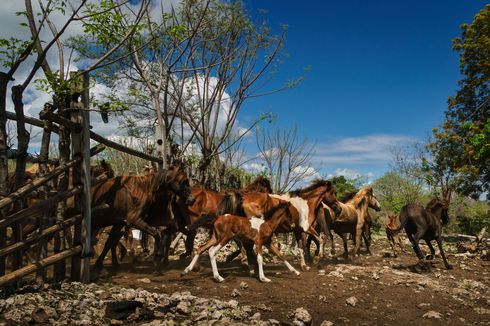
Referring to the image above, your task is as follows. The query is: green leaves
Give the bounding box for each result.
[0,37,33,68]
[431,4,490,198]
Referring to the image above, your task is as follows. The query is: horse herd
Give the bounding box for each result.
[11,161,453,284]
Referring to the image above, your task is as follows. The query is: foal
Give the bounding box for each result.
[182,202,300,282]
[385,214,406,257]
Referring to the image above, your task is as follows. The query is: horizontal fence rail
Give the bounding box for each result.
[6,111,162,163]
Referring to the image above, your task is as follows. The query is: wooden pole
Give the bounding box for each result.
[35,104,54,285]
[0,73,10,277]
[70,71,91,283]
[0,246,82,286]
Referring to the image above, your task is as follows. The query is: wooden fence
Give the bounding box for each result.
[0,72,162,287]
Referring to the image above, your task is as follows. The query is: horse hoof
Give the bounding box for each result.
[445,264,453,270]
[294,271,301,276]
[425,254,434,260]
[214,276,225,282]
[301,265,310,272]
[260,277,272,283]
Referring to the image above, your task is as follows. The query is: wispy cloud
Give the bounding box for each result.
[312,134,417,166]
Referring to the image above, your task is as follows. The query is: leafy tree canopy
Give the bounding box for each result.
[432,4,490,198]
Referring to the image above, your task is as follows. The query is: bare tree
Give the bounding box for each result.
[391,137,461,204]
[256,125,316,193]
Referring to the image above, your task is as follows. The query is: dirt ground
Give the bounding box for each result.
[95,234,490,325]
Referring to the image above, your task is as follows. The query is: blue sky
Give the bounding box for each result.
[238,1,488,180]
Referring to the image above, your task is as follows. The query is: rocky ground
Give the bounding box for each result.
[1,233,490,325]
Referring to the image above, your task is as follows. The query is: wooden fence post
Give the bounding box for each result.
[70,72,91,283]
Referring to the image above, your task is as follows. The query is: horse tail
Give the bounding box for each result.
[187,213,217,231]
[217,191,244,216]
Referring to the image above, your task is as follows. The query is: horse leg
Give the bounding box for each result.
[181,230,195,259]
[411,230,426,260]
[435,236,453,269]
[341,233,349,260]
[182,233,218,275]
[255,242,271,282]
[225,244,242,263]
[362,225,371,255]
[95,224,124,271]
[354,224,363,256]
[295,231,310,271]
[425,239,436,260]
[386,230,397,257]
[396,234,406,253]
[152,228,171,273]
[209,236,232,282]
[267,243,300,276]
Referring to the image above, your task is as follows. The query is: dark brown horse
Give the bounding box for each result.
[88,164,195,271]
[388,199,452,269]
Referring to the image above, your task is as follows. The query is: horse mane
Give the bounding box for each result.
[340,191,357,203]
[127,166,182,205]
[290,179,332,196]
[426,198,443,212]
[244,176,273,193]
[217,191,245,216]
[262,202,290,220]
[345,187,372,206]
[91,159,114,178]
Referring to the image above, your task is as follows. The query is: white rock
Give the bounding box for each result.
[346,296,358,307]
[422,310,443,319]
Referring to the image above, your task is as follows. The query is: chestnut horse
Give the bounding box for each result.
[88,164,195,271]
[182,202,300,282]
[321,187,381,258]
[385,214,406,257]
[173,176,273,259]
[215,180,341,271]
[388,199,452,269]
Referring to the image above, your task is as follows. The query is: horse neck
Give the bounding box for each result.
[265,210,288,232]
[296,187,324,211]
[356,197,369,216]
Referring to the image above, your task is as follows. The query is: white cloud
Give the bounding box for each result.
[326,168,375,181]
[312,134,416,166]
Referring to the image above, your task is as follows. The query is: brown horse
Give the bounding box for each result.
[88,164,195,271]
[321,187,381,258]
[19,160,115,238]
[388,199,452,269]
[215,180,341,271]
[173,176,274,259]
[182,202,300,282]
[385,214,406,257]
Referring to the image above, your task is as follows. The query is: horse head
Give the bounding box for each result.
[366,187,381,212]
[163,164,196,205]
[321,181,342,216]
[427,199,449,225]
[98,159,115,178]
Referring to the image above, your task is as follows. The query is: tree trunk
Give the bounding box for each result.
[12,85,30,278]
[54,98,70,281]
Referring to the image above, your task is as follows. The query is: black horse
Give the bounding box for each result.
[389,199,452,269]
